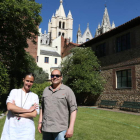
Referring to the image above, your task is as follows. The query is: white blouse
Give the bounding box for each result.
[1,89,39,140]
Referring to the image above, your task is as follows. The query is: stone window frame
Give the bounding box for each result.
[113,66,136,90]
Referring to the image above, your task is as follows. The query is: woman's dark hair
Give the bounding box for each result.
[24,73,35,79]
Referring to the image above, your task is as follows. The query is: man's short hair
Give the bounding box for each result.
[51,69,62,76]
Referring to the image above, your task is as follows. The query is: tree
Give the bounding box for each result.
[34,69,49,84]
[0,62,10,111]
[61,47,105,104]
[0,0,42,89]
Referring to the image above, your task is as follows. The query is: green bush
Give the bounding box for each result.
[61,47,105,105]
[31,82,50,103]
[0,62,10,111]
[34,69,49,84]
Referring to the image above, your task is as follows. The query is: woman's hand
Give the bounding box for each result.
[12,100,15,105]
[28,103,38,112]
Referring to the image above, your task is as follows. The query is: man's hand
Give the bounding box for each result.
[38,123,42,133]
[65,127,74,138]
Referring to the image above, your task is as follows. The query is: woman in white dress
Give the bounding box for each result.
[1,73,39,140]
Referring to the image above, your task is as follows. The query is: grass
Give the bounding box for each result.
[0,107,140,140]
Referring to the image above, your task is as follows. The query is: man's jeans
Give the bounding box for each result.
[43,130,68,140]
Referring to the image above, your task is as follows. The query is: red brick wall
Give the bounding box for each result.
[25,36,38,61]
[61,37,79,58]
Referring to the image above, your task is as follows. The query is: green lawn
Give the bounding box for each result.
[1,107,140,140]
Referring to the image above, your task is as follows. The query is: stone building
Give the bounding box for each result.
[40,0,73,45]
[76,6,115,44]
[76,24,93,44]
[36,0,76,78]
[78,16,140,106]
[95,6,115,37]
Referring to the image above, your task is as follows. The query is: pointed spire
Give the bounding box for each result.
[98,23,100,29]
[87,23,89,28]
[67,10,72,19]
[58,0,66,17]
[52,14,55,18]
[55,10,58,17]
[112,21,115,28]
[78,24,81,33]
[60,0,63,4]
[102,6,111,27]
[44,30,46,34]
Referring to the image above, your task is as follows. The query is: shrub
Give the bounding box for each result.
[31,82,50,104]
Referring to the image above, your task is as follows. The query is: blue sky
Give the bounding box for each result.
[35,0,140,43]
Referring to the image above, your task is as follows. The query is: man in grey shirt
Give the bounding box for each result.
[38,69,77,140]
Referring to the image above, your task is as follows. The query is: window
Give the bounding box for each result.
[96,43,106,57]
[116,69,131,89]
[37,56,38,62]
[116,33,130,52]
[44,57,49,63]
[58,32,61,36]
[62,22,65,29]
[55,58,57,64]
[62,33,65,37]
[59,21,61,28]
[86,38,89,41]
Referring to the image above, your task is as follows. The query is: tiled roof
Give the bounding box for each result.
[40,50,61,57]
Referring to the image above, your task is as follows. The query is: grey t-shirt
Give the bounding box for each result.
[42,84,77,132]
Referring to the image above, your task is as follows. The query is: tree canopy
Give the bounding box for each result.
[0,0,42,88]
[61,47,105,96]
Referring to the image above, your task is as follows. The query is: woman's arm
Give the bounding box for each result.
[7,102,37,113]
[14,110,37,118]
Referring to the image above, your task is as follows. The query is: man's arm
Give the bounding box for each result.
[38,108,43,133]
[65,110,77,138]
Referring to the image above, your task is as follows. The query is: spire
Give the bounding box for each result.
[98,23,100,29]
[102,6,111,27]
[60,0,63,4]
[112,21,115,28]
[58,0,66,18]
[55,10,58,17]
[67,10,72,19]
[52,14,55,18]
[87,23,89,28]
[77,24,81,33]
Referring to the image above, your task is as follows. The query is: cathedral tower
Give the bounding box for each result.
[48,0,73,42]
[95,6,115,37]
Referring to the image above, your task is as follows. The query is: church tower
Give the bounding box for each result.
[76,23,93,44]
[95,6,115,37]
[77,25,82,44]
[48,0,73,42]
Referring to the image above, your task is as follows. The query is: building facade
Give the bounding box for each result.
[79,16,140,106]
[37,0,75,78]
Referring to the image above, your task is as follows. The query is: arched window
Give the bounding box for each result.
[40,40,42,43]
[63,22,65,29]
[86,38,90,41]
[58,32,61,36]
[62,33,65,37]
[59,21,61,28]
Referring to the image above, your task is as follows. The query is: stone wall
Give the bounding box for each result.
[91,25,140,106]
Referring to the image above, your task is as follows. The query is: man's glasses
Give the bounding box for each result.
[51,75,61,78]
